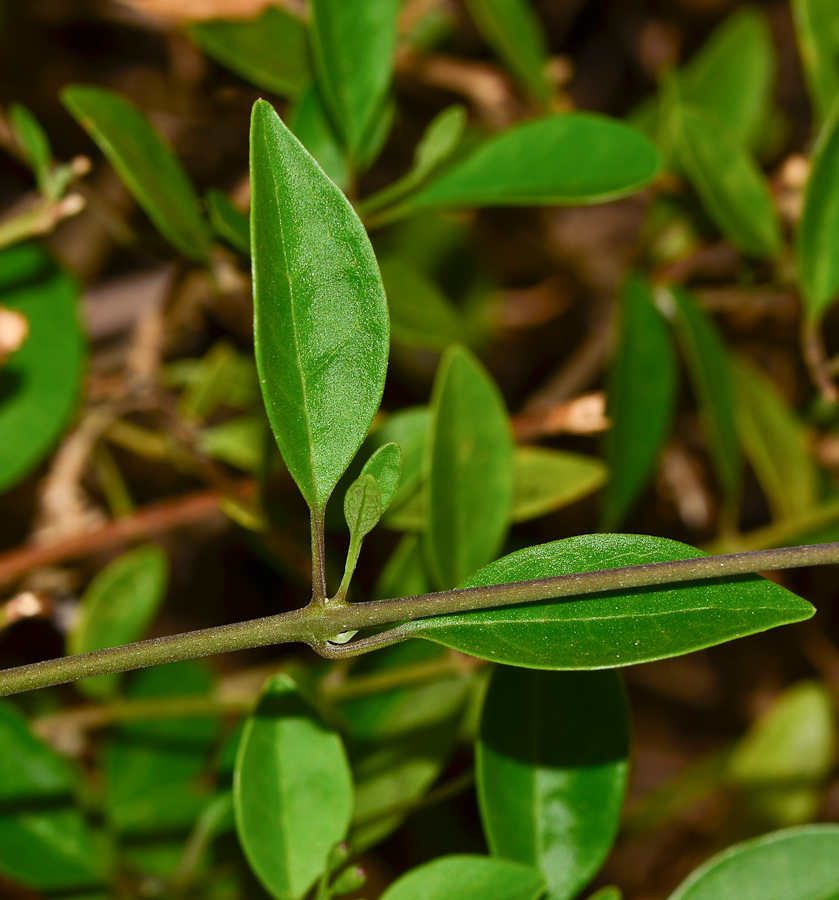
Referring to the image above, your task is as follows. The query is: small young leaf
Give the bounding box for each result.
[360,441,403,512]
[68,545,169,699]
[667,825,839,900]
[733,357,820,521]
[61,85,212,262]
[380,257,464,350]
[206,188,250,254]
[668,287,742,509]
[425,345,514,589]
[288,85,351,191]
[370,407,430,513]
[796,106,839,322]
[670,102,781,258]
[380,855,546,900]
[478,669,629,900]
[601,273,678,529]
[405,114,661,210]
[792,0,839,126]
[309,0,401,160]
[9,103,52,193]
[250,100,389,514]
[187,7,310,99]
[401,533,814,669]
[345,474,383,544]
[0,244,86,494]
[727,681,836,827]
[234,674,354,900]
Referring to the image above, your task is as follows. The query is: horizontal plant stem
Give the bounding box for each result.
[1,542,838,697]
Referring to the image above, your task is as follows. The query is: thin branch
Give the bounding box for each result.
[0,542,837,697]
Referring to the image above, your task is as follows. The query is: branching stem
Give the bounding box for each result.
[1,542,837,697]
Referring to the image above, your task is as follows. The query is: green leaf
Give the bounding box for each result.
[792,0,839,125]
[670,102,781,258]
[796,106,839,321]
[250,100,389,513]
[380,855,546,900]
[341,474,382,592]
[667,825,839,900]
[68,545,169,699]
[478,668,629,900]
[288,85,351,191]
[464,0,552,106]
[371,407,430,513]
[105,662,217,834]
[9,103,52,193]
[733,357,820,521]
[510,447,607,522]
[425,345,514,589]
[727,681,836,827]
[198,415,269,474]
[601,273,678,529]
[234,674,354,900]
[361,441,403,512]
[0,244,86,494]
[402,533,814,669]
[588,890,621,900]
[206,188,250,254]
[0,701,75,800]
[309,0,400,159]
[678,7,775,150]
[187,7,310,99]
[668,287,742,508]
[405,114,661,210]
[380,256,464,350]
[61,85,212,262]
[375,534,431,600]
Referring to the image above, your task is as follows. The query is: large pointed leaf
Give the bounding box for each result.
[0,244,86,494]
[62,86,212,262]
[250,100,389,513]
[796,107,839,322]
[792,0,839,125]
[234,674,354,900]
[478,668,629,900]
[602,273,677,529]
[667,825,839,900]
[424,345,514,589]
[309,0,400,160]
[405,114,661,210]
[401,533,814,669]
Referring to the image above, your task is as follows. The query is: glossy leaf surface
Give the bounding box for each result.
[69,545,168,699]
[187,8,309,98]
[671,103,781,258]
[0,244,86,494]
[796,107,839,321]
[668,825,839,900]
[404,533,813,669]
[406,114,661,209]
[670,288,742,506]
[380,855,546,900]
[465,0,552,106]
[250,100,389,512]
[478,668,629,900]
[602,274,677,529]
[792,0,839,125]
[309,0,400,158]
[425,345,514,589]
[234,674,353,900]
[62,86,212,262]
[733,357,820,520]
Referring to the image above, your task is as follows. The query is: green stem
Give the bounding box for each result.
[2,542,838,697]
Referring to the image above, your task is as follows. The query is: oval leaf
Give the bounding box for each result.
[512,447,607,523]
[792,0,839,125]
[402,533,814,669]
[405,114,661,209]
[380,855,546,900]
[668,825,839,900]
[601,273,677,529]
[250,100,389,513]
[670,102,781,258]
[234,674,354,900]
[425,345,514,589]
[0,244,86,494]
[68,545,169,700]
[361,441,403,512]
[478,668,629,900]
[61,85,212,262]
